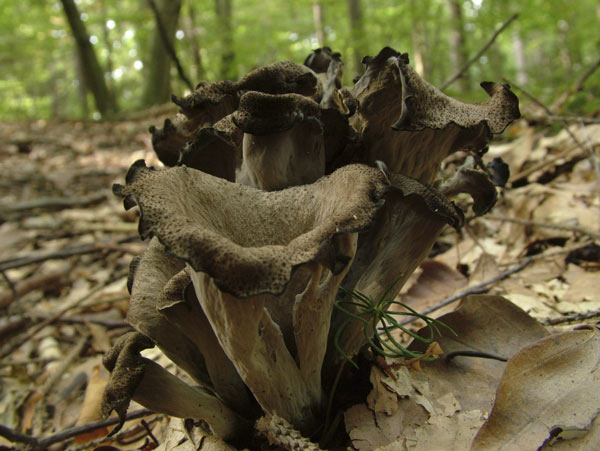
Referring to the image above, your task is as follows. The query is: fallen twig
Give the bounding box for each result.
[397,257,532,326]
[0,270,128,359]
[441,13,517,91]
[0,237,139,272]
[485,215,600,242]
[1,192,107,213]
[551,56,600,112]
[0,409,155,450]
[543,310,600,326]
[0,271,69,309]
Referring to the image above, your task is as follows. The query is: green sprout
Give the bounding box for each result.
[333,280,456,368]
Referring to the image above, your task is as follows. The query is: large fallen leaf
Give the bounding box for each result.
[345,295,549,450]
[472,327,600,450]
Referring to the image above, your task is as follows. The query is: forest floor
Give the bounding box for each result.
[0,115,599,450]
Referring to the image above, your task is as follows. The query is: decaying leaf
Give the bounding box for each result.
[472,327,600,450]
[345,295,550,450]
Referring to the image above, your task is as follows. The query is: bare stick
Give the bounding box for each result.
[397,257,532,326]
[0,237,139,272]
[0,270,128,358]
[543,309,600,326]
[40,334,90,396]
[551,56,600,112]
[146,0,194,91]
[0,271,69,309]
[441,13,518,91]
[485,215,600,241]
[0,409,155,449]
[1,192,107,213]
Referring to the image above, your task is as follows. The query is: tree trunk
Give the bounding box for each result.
[313,1,325,47]
[186,2,206,83]
[60,0,117,117]
[215,0,235,80]
[512,28,528,86]
[447,0,470,92]
[141,0,182,108]
[347,0,366,78]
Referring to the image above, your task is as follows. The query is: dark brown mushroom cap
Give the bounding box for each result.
[113,161,389,298]
[237,61,319,97]
[178,127,238,181]
[354,47,520,133]
[303,47,342,74]
[232,92,323,136]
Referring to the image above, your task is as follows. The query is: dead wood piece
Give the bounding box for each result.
[0,409,155,450]
[486,215,600,242]
[1,192,107,213]
[0,238,139,272]
[397,257,533,327]
[543,309,600,325]
[0,270,128,359]
[0,271,69,309]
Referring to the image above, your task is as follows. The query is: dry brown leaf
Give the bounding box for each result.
[346,295,549,450]
[400,260,467,314]
[74,364,110,444]
[472,328,600,450]
[468,252,500,287]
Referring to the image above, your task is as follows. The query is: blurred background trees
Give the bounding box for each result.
[1,0,598,120]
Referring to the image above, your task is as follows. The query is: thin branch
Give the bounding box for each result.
[551,56,600,112]
[0,409,155,449]
[543,309,600,326]
[397,257,532,326]
[0,270,128,358]
[485,215,600,242]
[146,0,194,91]
[1,192,107,213]
[0,237,139,272]
[441,13,518,91]
[0,271,69,309]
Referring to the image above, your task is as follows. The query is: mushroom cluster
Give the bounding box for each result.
[102,47,520,446]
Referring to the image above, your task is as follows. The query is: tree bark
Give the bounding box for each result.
[447,0,470,92]
[185,2,206,82]
[512,28,528,85]
[313,1,325,47]
[347,0,366,77]
[215,0,235,80]
[60,0,117,116]
[141,0,182,108]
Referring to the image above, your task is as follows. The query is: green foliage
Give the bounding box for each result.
[333,281,455,368]
[0,0,598,120]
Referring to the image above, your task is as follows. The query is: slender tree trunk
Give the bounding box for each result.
[141,0,182,107]
[512,29,528,85]
[74,50,89,118]
[447,0,470,92]
[186,2,206,83]
[313,1,325,47]
[347,0,366,77]
[60,0,117,117]
[409,0,428,78]
[215,0,235,80]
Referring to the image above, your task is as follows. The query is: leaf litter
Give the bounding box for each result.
[0,117,599,449]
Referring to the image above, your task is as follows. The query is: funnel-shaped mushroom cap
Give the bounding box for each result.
[351,47,520,183]
[113,161,389,298]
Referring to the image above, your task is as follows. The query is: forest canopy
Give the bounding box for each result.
[1,0,599,120]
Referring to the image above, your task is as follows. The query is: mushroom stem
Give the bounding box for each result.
[293,232,358,406]
[190,270,316,430]
[133,358,250,441]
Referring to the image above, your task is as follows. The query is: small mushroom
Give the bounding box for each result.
[351,47,520,183]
